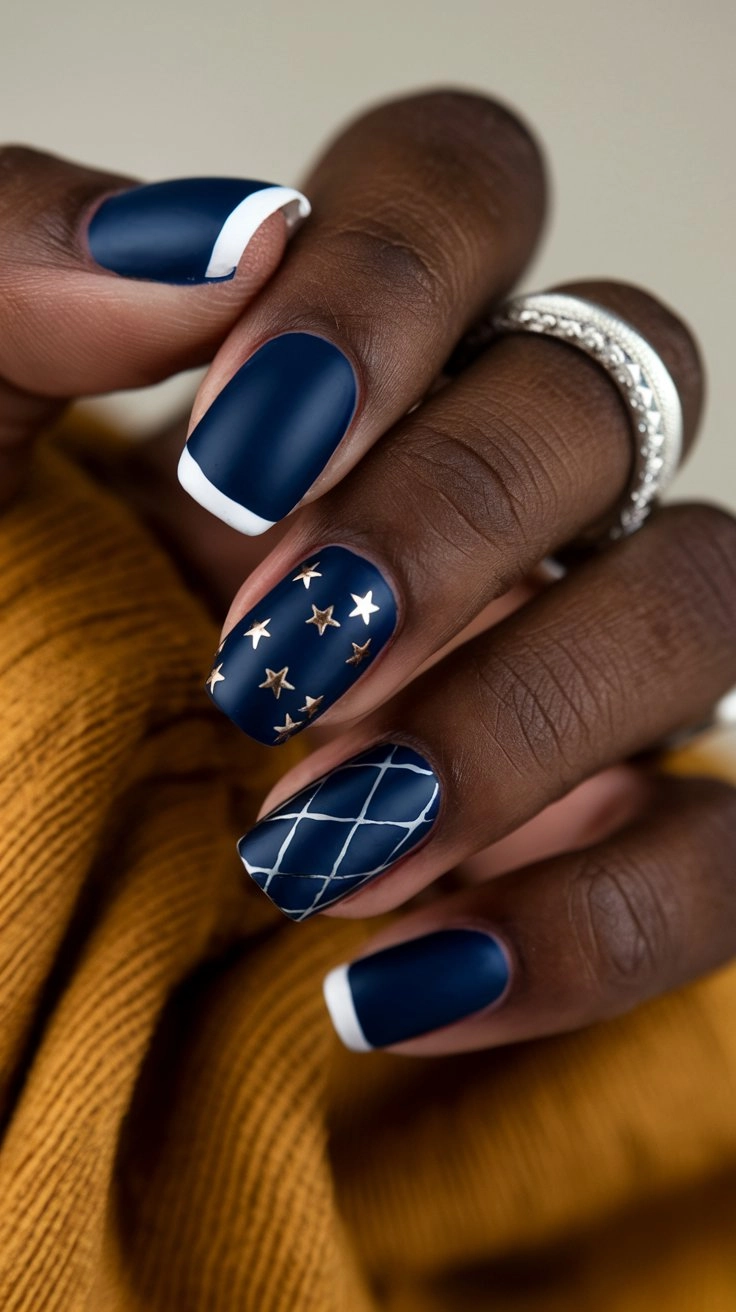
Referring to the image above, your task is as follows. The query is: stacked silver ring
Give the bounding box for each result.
[493,291,684,546]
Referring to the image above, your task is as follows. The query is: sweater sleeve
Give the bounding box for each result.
[0,432,735,1312]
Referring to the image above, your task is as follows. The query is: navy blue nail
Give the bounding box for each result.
[323,929,509,1050]
[205,546,397,745]
[178,333,357,534]
[238,744,440,921]
[88,177,309,284]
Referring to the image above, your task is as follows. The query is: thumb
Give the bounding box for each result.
[0,145,308,498]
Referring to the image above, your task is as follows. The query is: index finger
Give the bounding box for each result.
[178,89,547,534]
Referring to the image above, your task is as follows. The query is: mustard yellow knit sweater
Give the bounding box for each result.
[0,432,735,1311]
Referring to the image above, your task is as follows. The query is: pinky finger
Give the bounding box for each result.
[323,774,736,1055]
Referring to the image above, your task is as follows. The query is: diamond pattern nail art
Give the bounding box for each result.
[238,744,441,921]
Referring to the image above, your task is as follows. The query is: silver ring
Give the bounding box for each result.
[493,291,684,545]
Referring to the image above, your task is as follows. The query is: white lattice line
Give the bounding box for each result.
[379,779,440,870]
[247,749,440,919]
[276,777,441,920]
[299,759,435,776]
[301,747,400,917]
[261,811,425,827]
[261,766,337,895]
[259,757,436,872]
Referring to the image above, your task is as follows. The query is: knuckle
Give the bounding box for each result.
[0,146,51,234]
[567,848,678,1007]
[321,216,457,322]
[391,406,559,586]
[0,143,47,178]
[376,89,546,199]
[0,145,118,271]
[472,634,617,790]
[314,91,545,325]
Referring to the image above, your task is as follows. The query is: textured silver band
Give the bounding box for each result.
[493,292,684,545]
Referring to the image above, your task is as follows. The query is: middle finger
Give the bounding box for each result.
[178,89,546,534]
[209,279,702,744]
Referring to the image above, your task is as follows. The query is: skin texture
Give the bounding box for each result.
[0,90,734,1057]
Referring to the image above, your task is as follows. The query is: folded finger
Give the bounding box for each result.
[460,763,651,882]
[323,774,736,1053]
[237,502,736,920]
[177,89,546,534]
[207,278,703,744]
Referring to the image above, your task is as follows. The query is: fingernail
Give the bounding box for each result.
[238,744,440,921]
[205,547,397,744]
[323,929,510,1050]
[177,333,357,534]
[88,177,310,284]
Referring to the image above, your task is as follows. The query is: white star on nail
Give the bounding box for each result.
[273,712,303,744]
[206,664,225,691]
[292,562,322,588]
[306,604,341,636]
[349,590,380,625]
[299,694,324,719]
[259,667,295,699]
[243,618,271,649]
[346,639,371,667]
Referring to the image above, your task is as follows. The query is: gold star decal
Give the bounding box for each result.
[243,618,271,649]
[259,666,295,699]
[306,604,341,636]
[273,712,303,744]
[349,590,380,625]
[206,663,225,691]
[299,694,324,719]
[346,639,371,667]
[292,561,322,589]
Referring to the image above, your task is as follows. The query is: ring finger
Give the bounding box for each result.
[237,500,736,919]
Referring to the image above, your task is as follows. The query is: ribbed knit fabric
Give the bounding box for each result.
[0,432,735,1310]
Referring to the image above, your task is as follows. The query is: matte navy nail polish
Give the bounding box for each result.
[178,333,357,534]
[205,546,397,745]
[88,177,309,284]
[238,744,440,921]
[323,929,509,1050]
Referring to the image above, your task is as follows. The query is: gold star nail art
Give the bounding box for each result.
[299,694,324,719]
[346,639,371,667]
[273,712,303,744]
[259,666,295,699]
[292,561,322,589]
[306,604,341,636]
[206,663,226,691]
[349,590,380,625]
[244,618,271,649]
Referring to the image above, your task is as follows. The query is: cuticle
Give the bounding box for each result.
[79,188,127,267]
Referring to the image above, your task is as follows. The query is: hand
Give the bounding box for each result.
[2,93,734,1060]
[183,92,735,1055]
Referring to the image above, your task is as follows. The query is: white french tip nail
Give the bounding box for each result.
[176,445,275,535]
[204,185,311,280]
[322,964,373,1053]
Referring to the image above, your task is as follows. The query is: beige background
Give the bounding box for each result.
[1,0,733,507]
